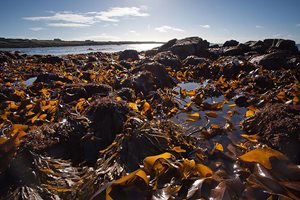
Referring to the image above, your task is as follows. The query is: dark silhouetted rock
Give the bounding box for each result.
[154,51,181,70]
[249,51,288,69]
[223,46,244,56]
[168,37,210,59]
[119,60,132,69]
[119,49,139,61]
[157,38,177,52]
[132,71,156,94]
[223,40,239,47]
[38,55,63,64]
[62,83,112,103]
[117,88,136,101]
[35,73,72,84]
[141,61,177,88]
[263,39,298,54]
[87,97,129,149]
[254,75,274,89]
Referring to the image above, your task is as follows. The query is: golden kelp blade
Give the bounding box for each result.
[239,148,288,169]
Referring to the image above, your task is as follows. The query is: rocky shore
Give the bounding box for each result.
[0,37,299,199]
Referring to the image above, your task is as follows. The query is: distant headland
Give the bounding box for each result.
[0,37,163,48]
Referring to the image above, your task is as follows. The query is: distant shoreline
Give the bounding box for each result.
[0,38,164,48]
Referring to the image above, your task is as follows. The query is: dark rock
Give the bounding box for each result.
[233,95,249,107]
[117,88,136,101]
[86,97,129,151]
[119,60,132,69]
[169,37,210,59]
[157,38,177,52]
[154,51,181,70]
[140,61,177,88]
[132,71,156,94]
[183,55,207,66]
[223,46,244,56]
[119,49,139,61]
[263,39,298,54]
[254,75,274,89]
[38,55,63,64]
[275,39,298,53]
[223,40,239,47]
[243,104,300,163]
[62,83,112,103]
[87,56,98,62]
[210,44,220,48]
[144,49,158,57]
[210,56,256,79]
[0,93,8,102]
[287,57,300,69]
[35,73,72,84]
[249,51,288,69]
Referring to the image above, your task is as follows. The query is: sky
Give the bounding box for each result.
[1,0,300,43]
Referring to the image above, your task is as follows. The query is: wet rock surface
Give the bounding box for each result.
[0,36,299,199]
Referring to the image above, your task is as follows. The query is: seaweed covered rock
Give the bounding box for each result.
[243,104,300,163]
[86,97,129,151]
[22,116,89,163]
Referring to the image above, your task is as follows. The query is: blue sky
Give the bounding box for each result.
[1,0,300,43]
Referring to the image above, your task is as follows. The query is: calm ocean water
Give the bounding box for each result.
[0,43,299,56]
[0,43,162,56]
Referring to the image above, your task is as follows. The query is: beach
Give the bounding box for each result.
[0,36,299,199]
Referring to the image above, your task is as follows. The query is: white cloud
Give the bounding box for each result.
[200,24,210,29]
[155,25,184,33]
[95,6,149,22]
[296,24,300,27]
[255,25,263,28]
[47,23,91,27]
[29,27,44,31]
[129,30,140,36]
[24,11,94,24]
[23,7,149,27]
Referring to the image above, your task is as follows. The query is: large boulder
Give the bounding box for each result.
[263,39,298,54]
[223,40,239,47]
[154,37,209,59]
[169,37,210,59]
[249,51,288,69]
[157,38,177,52]
[119,49,139,61]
